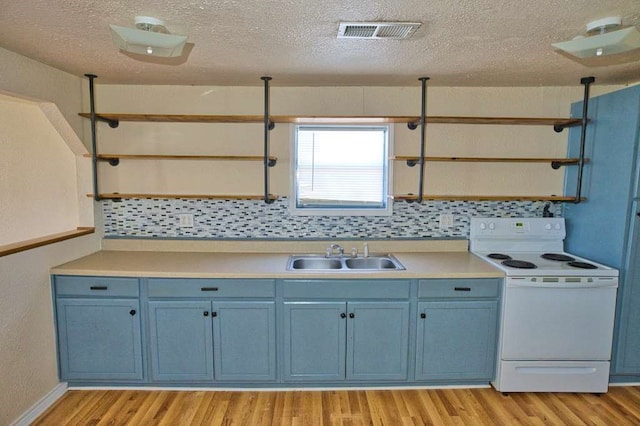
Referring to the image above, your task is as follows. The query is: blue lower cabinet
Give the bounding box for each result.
[53,276,501,386]
[148,301,214,382]
[415,300,498,381]
[56,298,143,381]
[148,300,276,383]
[347,302,409,381]
[211,301,276,381]
[283,301,410,382]
[284,302,347,381]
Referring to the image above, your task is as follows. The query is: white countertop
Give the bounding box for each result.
[51,250,503,279]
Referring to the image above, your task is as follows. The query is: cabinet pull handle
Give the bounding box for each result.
[201,287,219,292]
[454,287,471,292]
[204,311,209,317]
[212,312,217,317]
[637,212,640,217]
[129,309,136,316]
[90,286,108,290]
[340,313,346,318]
[349,313,355,319]
[420,313,427,319]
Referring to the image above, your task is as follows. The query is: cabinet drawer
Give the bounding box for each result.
[418,279,500,299]
[147,279,275,298]
[55,276,139,297]
[283,280,410,299]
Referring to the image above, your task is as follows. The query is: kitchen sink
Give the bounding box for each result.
[287,254,405,271]
[344,257,400,270]
[290,258,342,270]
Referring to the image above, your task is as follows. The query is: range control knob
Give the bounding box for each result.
[545,223,552,230]
[555,223,562,230]
[480,223,487,230]
[488,222,495,230]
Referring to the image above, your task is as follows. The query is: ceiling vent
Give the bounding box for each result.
[337,22,421,40]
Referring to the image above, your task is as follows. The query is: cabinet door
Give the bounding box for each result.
[148,301,214,382]
[346,302,409,381]
[211,301,276,381]
[416,301,497,381]
[283,302,346,381]
[56,298,142,381]
[614,202,640,374]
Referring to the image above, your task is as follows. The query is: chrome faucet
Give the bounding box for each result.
[326,244,344,257]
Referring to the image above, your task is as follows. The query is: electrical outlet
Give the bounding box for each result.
[178,213,194,228]
[439,214,454,229]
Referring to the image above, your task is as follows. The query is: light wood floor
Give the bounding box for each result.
[33,386,640,425]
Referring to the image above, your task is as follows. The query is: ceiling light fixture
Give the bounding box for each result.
[552,17,640,58]
[109,16,188,58]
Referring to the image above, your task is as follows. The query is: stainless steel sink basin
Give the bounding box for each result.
[344,257,400,270]
[287,254,405,271]
[291,258,342,270]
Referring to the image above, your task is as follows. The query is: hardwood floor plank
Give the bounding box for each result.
[95,390,141,425]
[34,390,96,425]
[120,391,165,425]
[446,389,484,426]
[417,389,450,425]
[594,392,640,425]
[606,387,640,422]
[474,389,530,426]
[32,387,640,425]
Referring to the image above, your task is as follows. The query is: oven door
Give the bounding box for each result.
[500,277,617,361]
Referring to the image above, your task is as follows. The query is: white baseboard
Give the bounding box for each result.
[609,382,640,387]
[11,382,68,426]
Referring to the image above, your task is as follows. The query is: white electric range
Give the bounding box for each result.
[470,217,619,393]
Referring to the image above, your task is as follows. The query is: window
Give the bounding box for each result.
[291,124,392,216]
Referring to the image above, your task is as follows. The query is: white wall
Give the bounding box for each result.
[0,96,83,245]
[0,47,100,425]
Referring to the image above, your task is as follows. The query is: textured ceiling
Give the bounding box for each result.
[0,0,639,86]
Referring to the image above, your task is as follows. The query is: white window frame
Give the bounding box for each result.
[289,123,394,216]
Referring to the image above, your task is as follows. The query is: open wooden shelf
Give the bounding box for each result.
[278,116,582,128]
[79,75,587,204]
[88,193,279,201]
[79,113,266,124]
[393,156,580,166]
[393,195,583,202]
[79,113,582,128]
[0,227,95,258]
[87,154,277,163]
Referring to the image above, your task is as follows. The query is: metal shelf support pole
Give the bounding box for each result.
[574,76,595,204]
[84,73,101,201]
[261,76,275,204]
[417,77,430,203]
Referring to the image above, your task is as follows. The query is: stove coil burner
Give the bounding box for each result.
[541,253,575,262]
[568,261,598,269]
[488,253,512,260]
[502,259,537,269]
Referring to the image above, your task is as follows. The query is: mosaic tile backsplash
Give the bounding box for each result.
[103,197,562,239]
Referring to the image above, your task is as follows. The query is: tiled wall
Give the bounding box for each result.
[103,197,561,239]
